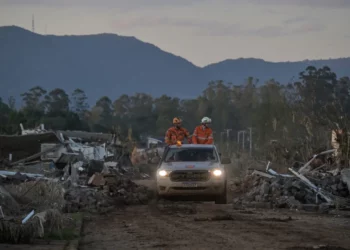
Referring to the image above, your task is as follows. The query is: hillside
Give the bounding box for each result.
[1,26,350,105]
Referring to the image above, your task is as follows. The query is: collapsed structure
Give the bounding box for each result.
[233,149,350,211]
[0,124,158,243]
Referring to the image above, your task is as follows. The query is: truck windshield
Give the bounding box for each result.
[164,147,218,162]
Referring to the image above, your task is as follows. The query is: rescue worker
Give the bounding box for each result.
[192,117,213,144]
[165,117,191,145]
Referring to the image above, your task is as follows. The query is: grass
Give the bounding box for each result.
[43,212,83,241]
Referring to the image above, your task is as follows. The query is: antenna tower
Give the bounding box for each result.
[32,14,35,32]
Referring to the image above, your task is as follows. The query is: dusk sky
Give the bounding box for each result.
[0,0,349,66]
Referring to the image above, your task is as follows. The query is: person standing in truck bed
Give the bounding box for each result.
[192,117,213,144]
[165,117,191,145]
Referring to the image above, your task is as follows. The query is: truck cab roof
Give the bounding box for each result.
[168,144,217,149]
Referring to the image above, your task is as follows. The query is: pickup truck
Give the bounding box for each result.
[156,144,231,204]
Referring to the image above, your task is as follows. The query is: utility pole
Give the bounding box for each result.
[220,131,225,152]
[237,130,246,150]
[248,127,252,157]
[242,130,246,150]
[224,129,232,155]
[32,14,35,33]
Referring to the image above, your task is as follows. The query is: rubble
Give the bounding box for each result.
[0,186,20,215]
[0,209,62,243]
[64,175,153,213]
[130,137,164,166]
[341,169,350,193]
[234,151,350,211]
[0,124,156,244]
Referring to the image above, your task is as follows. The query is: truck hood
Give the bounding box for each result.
[160,161,220,170]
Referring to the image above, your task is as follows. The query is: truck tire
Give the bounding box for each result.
[215,185,227,204]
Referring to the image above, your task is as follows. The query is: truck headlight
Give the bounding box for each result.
[212,169,222,176]
[158,170,168,177]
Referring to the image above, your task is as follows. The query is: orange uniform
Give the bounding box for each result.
[192,125,213,144]
[165,126,191,145]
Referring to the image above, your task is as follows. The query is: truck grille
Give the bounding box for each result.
[170,170,209,182]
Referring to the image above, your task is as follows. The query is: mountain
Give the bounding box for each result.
[204,58,350,85]
[1,25,350,105]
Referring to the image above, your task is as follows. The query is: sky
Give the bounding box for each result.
[0,0,349,67]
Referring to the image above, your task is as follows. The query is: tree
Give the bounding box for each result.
[0,98,10,133]
[2,65,350,165]
[44,88,70,114]
[255,80,289,144]
[154,95,181,135]
[180,99,199,130]
[8,96,16,110]
[113,94,130,117]
[19,86,47,128]
[71,88,89,119]
[95,96,113,130]
[21,86,47,111]
[127,93,155,138]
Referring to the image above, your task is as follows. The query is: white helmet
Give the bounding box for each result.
[201,117,212,124]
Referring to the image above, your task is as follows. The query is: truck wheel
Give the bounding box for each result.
[215,186,227,204]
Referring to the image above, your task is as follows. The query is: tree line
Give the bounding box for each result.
[1,66,350,163]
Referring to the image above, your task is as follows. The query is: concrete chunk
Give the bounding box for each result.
[341,169,350,193]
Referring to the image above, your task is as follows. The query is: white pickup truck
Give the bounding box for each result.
[156,144,231,204]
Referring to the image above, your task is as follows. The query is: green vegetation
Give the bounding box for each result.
[1,66,349,164]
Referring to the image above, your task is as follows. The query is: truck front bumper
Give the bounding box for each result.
[156,177,225,196]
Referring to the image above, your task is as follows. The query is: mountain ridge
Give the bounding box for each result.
[2,25,348,67]
[1,25,349,105]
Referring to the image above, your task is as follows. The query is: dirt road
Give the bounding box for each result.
[79,180,350,250]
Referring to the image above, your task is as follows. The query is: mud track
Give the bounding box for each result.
[80,180,350,250]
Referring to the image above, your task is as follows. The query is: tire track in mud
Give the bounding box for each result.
[80,205,215,250]
[147,203,239,249]
[80,202,350,250]
[150,203,350,250]
[150,203,277,249]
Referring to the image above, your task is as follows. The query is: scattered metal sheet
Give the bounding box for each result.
[288,167,334,204]
[252,170,275,179]
[0,171,44,178]
[22,210,35,224]
[298,149,336,174]
[265,161,293,177]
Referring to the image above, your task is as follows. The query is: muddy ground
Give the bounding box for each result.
[79,180,350,250]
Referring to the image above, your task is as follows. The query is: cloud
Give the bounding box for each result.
[283,16,309,25]
[265,9,283,15]
[0,0,208,9]
[112,17,326,37]
[293,23,325,33]
[241,0,350,9]
[2,0,350,11]
[231,23,325,38]
[114,17,228,31]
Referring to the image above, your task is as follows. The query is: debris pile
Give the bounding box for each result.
[0,177,64,243]
[0,124,155,243]
[4,180,65,213]
[0,209,62,243]
[64,174,152,213]
[234,150,350,211]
